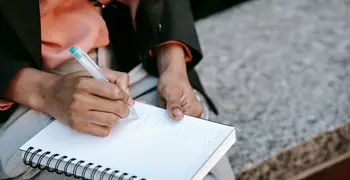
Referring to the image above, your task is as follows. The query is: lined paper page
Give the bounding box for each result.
[21,102,235,180]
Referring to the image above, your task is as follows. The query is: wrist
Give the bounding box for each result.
[32,73,59,113]
[4,67,59,112]
[155,44,187,76]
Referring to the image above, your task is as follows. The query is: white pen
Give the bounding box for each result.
[69,46,139,120]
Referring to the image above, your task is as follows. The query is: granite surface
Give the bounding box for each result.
[194,0,350,178]
[235,123,350,180]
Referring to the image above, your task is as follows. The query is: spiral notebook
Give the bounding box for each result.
[20,102,236,180]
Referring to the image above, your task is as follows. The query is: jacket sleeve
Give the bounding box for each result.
[135,0,203,76]
[149,40,193,62]
[0,13,34,101]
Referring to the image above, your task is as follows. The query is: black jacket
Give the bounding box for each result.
[0,0,217,121]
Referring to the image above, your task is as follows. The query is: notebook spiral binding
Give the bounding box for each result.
[23,146,145,180]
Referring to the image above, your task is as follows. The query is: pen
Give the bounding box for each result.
[69,46,139,120]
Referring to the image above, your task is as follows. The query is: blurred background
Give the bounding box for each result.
[190,0,254,20]
[190,0,350,179]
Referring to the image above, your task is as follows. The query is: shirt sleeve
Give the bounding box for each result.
[0,100,14,111]
[148,40,193,62]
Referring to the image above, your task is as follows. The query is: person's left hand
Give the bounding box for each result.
[157,68,203,120]
[154,43,202,120]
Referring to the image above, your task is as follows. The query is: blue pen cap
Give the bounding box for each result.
[69,46,82,59]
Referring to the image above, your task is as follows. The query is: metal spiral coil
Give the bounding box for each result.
[23,147,145,180]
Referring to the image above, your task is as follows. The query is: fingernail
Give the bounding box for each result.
[173,108,183,120]
[104,129,111,136]
[128,97,135,106]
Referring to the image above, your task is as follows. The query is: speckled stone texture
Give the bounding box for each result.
[194,0,350,178]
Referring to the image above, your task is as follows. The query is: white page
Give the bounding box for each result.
[21,102,234,180]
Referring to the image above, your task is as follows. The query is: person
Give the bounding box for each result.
[0,0,234,179]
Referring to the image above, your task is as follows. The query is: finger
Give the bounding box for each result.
[183,99,203,118]
[79,92,130,118]
[72,69,128,88]
[157,95,166,108]
[84,111,120,127]
[100,68,134,105]
[72,122,111,137]
[126,88,134,105]
[71,69,95,77]
[72,68,130,93]
[164,90,185,121]
[171,108,184,121]
[75,77,131,105]
[100,69,130,91]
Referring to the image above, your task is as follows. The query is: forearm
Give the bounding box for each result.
[155,44,188,76]
[2,67,57,111]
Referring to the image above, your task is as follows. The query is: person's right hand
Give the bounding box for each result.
[42,68,133,137]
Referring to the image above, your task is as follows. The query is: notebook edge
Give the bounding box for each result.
[192,127,236,180]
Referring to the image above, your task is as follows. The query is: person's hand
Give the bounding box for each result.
[158,70,203,120]
[41,68,133,136]
[155,44,202,120]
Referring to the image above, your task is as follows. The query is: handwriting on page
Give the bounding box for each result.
[110,103,222,149]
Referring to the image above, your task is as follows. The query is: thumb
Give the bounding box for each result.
[100,68,133,105]
[165,92,184,121]
[100,68,130,91]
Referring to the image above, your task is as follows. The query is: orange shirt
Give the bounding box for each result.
[41,0,120,69]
